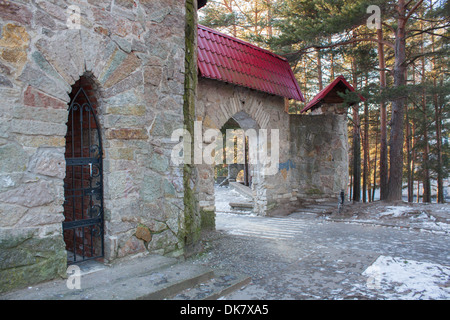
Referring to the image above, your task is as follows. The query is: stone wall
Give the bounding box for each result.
[196,78,297,217]
[289,114,349,202]
[0,0,187,292]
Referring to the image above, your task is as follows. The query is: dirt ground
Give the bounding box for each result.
[329,200,450,233]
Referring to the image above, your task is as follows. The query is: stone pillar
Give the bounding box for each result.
[183,0,204,256]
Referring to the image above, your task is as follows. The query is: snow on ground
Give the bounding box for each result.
[214,185,252,213]
[362,255,450,299]
[378,206,413,218]
[375,206,450,233]
[333,202,450,234]
[214,189,450,299]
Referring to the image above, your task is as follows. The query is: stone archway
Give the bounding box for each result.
[213,110,263,215]
[196,80,277,225]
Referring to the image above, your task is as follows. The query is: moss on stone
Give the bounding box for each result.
[0,234,67,293]
[182,0,202,251]
[200,209,215,230]
[306,188,324,195]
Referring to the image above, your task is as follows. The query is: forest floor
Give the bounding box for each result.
[329,200,450,234]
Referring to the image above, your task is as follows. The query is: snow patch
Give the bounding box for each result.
[378,206,413,218]
[363,255,450,299]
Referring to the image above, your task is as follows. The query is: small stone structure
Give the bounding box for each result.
[294,75,365,203]
[196,79,295,219]
[289,114,349,202]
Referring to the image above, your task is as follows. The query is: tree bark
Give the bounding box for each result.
[373,121,379,202]
[431,31,445,203]
[387,0,408,201]
[435,77,444,203]
[406,100,413,202]
[421,89,431,203]
[317,48,323,91]
[421,27,431,203]
[363,74,369,203]
[377,27,389,200]
[352,59,361,202]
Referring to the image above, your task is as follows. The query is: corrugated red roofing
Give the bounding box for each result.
[301,75,366,113]
[197,25,305,102]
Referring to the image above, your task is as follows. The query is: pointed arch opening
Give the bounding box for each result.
[214,111,263,215]
[63,75,104,264]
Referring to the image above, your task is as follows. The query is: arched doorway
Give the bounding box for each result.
[214,111,259,214]
[62,77,104,264]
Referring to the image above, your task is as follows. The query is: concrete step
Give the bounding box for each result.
[0,254,246,300]
[308,203,338,209]
[229,182,252,199]
[136,264,215,300]
[294,207,332,214]
[170,270,251,300]
[229,202,253,210]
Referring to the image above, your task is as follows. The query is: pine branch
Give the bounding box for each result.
[284,36,395,59]
[405,0,425,23]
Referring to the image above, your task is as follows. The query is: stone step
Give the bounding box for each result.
[229,202,253,210]
[137,265,215,300]
[229,182,252,199]
[170,270,251,300]
[0,254,245,300]
[294,207,332,214]
[308,203,338,208]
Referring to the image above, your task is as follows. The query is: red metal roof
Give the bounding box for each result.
[301,75,366,113]
[197,25,305,102]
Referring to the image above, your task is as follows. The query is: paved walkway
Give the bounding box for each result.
[191,209,450,299]
[2,194,449,300]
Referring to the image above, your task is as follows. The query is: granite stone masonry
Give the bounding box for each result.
[196,79,296,217]
[0,0,188,292]
[290,114,349,202]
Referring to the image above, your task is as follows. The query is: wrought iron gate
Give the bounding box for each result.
[63,87,104,264]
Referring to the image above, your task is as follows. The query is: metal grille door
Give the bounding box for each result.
[63,87,104,264]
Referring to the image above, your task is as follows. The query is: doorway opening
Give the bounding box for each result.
[214,111,257,214]
[63,76,104,264]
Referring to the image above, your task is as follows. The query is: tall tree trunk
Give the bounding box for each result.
[329,36,335,80]
[406,100,413,202]
[435,77,444,203]
[417,180,421,203]
[368,144,372,202]
[407,64,417,202]
[377,27,389,200]
[405,99,413,202]
[373,120,379,201]
[349,159,353,202]
[431,32,445,203]
[267,0,273,37]
[317,48,323,91]
[411,122,416,201]
[387,0,408,201]
[421,29,431,203]
[352,59,361,202]
[363,74,369,203]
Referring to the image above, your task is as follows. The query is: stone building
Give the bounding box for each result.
[0,0,350,293]
[195,25,305,222]
[0,0,194,292]
[294,75,365,201]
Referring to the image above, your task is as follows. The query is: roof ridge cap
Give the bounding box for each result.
[198,24,287,62]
